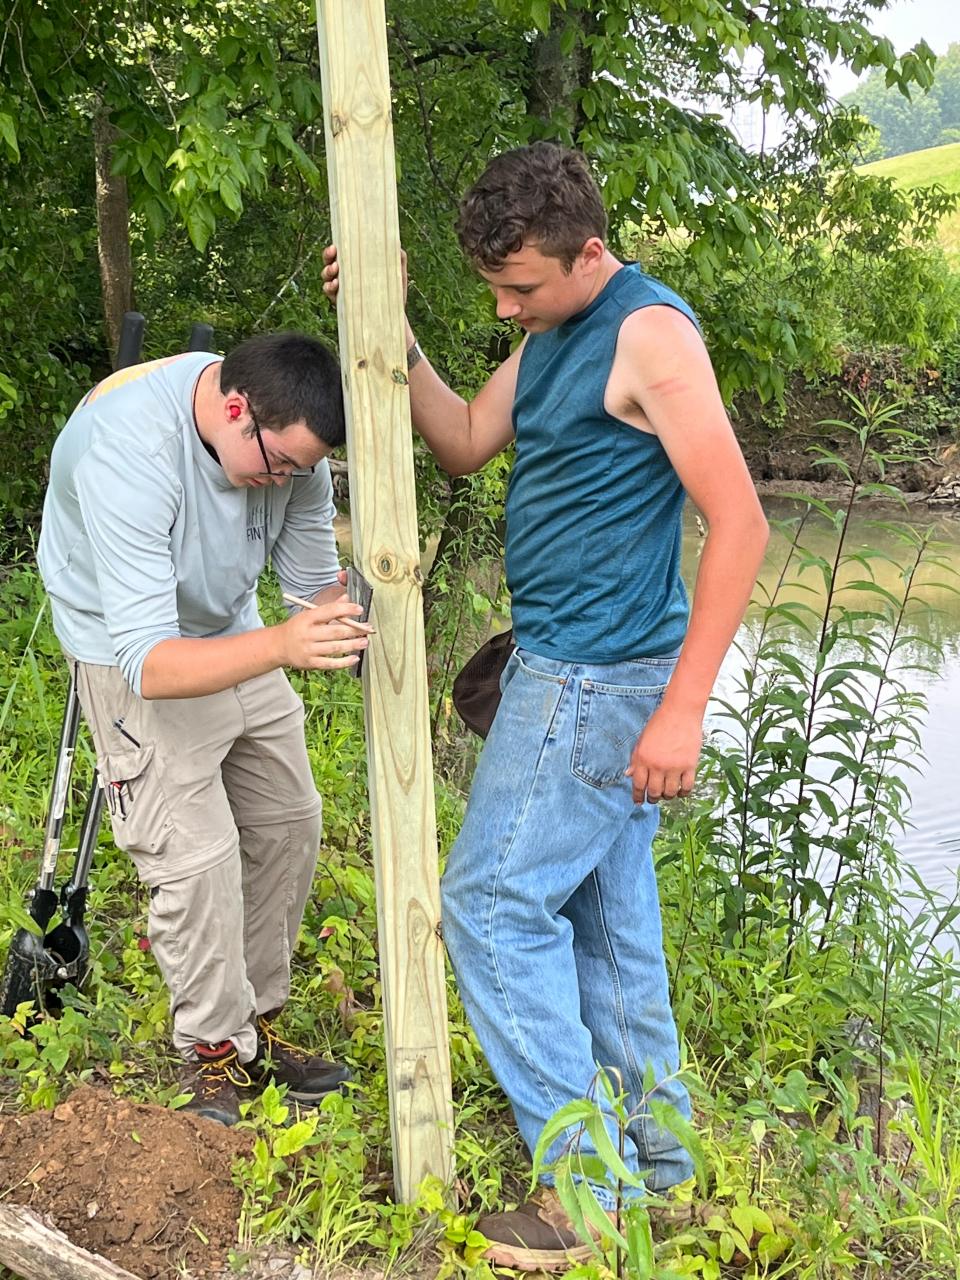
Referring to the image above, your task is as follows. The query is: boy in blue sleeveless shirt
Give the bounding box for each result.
[325,143,767,1269]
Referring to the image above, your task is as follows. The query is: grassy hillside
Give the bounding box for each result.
[860,141,960,256]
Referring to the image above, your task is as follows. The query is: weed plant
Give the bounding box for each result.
[1,398,959,1277]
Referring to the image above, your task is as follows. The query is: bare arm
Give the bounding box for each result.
[140,598,369,699]
[619,307,769,802]
[404,325,520,475]
[323,245,516,476]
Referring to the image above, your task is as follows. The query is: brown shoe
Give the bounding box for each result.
[476,1188,603,1272]
[248,1015,351,1104]
[179,1040,253,1127]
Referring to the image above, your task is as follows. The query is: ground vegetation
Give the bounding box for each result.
[2,4,960,1277]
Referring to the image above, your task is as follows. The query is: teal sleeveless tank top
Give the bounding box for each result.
[505,263,697,661]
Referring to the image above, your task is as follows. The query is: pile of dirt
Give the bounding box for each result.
[0,1084,253,1279]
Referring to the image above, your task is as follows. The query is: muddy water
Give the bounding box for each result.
[337,497,960,912]
[689,498,960,917]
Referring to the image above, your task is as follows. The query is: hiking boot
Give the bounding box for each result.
[179,1040,253,1127]
[476,1188,602,1272]
[248,1015,351,1104]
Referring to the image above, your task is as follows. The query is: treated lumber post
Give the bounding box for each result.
[315,1,454,1200]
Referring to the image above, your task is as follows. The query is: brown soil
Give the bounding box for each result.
[0,1084,253,1279]
[733,369,960,503]
[737,419,949,500]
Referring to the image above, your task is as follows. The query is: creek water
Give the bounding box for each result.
[339,494,960,917]
[688,496,960,919]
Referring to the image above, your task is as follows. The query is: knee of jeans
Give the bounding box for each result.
[440,873,485,956]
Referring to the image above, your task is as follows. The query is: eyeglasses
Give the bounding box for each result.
[241,391,315,478]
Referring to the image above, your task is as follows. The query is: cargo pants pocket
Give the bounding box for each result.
[100,741,175,858]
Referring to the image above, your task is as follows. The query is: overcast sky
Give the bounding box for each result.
[725,1,960,149]
[827,0,960,97]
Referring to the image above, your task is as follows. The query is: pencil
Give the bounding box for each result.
[282,591,375,634]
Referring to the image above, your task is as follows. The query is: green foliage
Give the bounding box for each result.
[234,1084,427,1265]
[0,0,951,531]
[525,1069,699,1279]
[646,163,960,405]
[0,1,331,524]
[699,396,954,960]
[0,1003,102,1109]
[887,1056,960,1264]
[845,70,945,162]
[845,40,960,160]
[861,139,960,261]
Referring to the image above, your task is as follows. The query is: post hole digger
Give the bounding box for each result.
[0,314,216,1020]
[0,661,102,1018]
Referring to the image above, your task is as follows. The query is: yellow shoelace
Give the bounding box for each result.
[257,1019,311,1062]
[197,1048,253,1090]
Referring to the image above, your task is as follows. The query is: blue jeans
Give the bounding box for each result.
[442,647,693,1209]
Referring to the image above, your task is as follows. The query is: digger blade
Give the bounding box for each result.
[0,927,62,1018]
[0,918,90,1020]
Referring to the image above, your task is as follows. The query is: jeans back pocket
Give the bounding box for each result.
[572,678,669,789]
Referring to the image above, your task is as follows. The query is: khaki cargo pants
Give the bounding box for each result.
[74,661,323,1063]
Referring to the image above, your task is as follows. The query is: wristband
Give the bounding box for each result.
[407,339,424,371]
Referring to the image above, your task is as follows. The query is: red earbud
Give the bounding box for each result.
[229,404,241,419]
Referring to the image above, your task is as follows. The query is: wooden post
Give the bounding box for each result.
[315,1,454,1200]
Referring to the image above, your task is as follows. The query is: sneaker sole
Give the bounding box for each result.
[182,1105,239,1127]
[483,1240,595,1272]
[283,1081,349,1104]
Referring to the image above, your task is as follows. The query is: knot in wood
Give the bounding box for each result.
[330,112,346,136]
[392,368,408,386]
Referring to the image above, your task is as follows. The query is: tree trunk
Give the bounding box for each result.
[93,104,133,367]
[526,10,592,132]
[422,474,502,627]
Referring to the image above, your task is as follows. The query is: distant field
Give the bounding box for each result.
[860,141,960,257]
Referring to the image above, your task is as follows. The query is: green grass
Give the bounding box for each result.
[860,141,960,257]
[2,499,960,1280]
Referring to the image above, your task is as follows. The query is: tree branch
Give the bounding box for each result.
[390,21,458,207]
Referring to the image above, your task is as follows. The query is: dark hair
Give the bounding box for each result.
[456,143,608,272]
[219,332,345,447]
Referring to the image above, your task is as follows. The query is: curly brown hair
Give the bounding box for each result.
[456,142,608,272]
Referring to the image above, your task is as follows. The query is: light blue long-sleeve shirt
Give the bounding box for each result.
[37,351,341,695]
